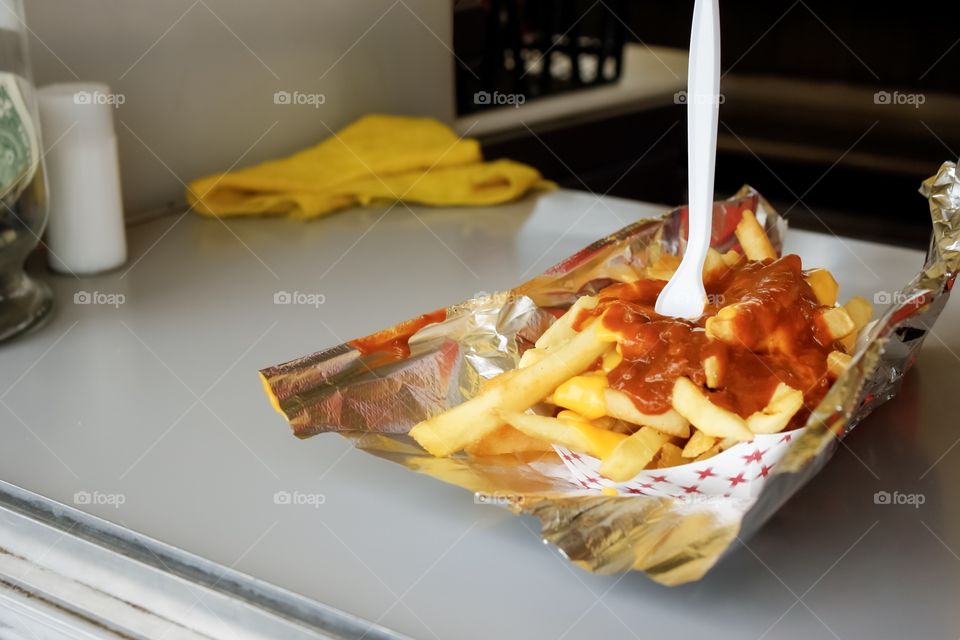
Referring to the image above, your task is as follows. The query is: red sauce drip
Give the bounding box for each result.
[349,310,446,358]
[584,255,833,422]
[606,315,709,414]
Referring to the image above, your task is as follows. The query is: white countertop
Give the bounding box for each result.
[2,189,958,639]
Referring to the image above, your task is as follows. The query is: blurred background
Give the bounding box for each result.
[23,0,960,247]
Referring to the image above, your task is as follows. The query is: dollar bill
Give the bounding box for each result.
[0,71,39,202]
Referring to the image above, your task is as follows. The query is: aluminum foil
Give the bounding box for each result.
[261,162,960,586]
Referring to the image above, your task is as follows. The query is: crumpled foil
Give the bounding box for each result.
[261,162,960,585]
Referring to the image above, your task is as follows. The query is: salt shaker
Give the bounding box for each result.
[38,82,126,275]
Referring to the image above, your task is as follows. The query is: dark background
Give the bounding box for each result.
[454,1,960,247]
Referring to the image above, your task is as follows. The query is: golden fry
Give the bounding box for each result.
[704,305,738,344]
[604,389,691,438]
[735,210,776,261]
[410,320,615,456]
[681,429,718,458]
[671,377,753,440]
[838,296,874,353]
[535,296,598,350]
[499,410,626,459]
[703,355,723,389]
[746,383,803,434]
[556,410,617,431]
[718,436,740,451]
[465,424,552,456]
[599,427,668,481]
[827,350,852,379]
[603,261,643,284]
[655,442,686,468]
[844,296,874,328]
[721,249,743,267]
[816,306,856,341]
[645,254,682,281]
[518,347,547,369]
[804,268,839,306]
[694,444,722,462]
[703,248,727,280]
[552,373,608,420]
[601,346,622,372]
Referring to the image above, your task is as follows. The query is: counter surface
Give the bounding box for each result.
[2,190,957,639]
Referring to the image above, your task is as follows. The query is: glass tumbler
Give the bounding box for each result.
[0,0,51,342]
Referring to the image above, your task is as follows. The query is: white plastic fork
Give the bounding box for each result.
[655,0,721,320]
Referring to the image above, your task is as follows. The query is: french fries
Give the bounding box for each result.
[721,249,743,268]
[465,424,552,456]
[518,347,548,368]
[603,389,690,438]
[499,410,626,459]
[681,429,717,458]
[600,427,668,481]
[703,248,728,280]
[735,210,776,261]
[534,295,598,350]
[672,377,753,441]
[703,355,722,389]
[826,350,852,379]
[704,306,738,343]
[745,383,804,434]
[694,444,722,462]
[657,442,687,468]
[553,373,609,420]
[406,211,876,483]
[645,254,682,281]
[839,296,873,353]
[817,306,856,342]
[805,268,839,306]
[844,295,874,329]
[409,319,615,457]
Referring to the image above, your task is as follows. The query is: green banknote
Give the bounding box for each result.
[0,72,38,201]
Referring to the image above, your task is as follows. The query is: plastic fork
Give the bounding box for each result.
[655,0,721,319]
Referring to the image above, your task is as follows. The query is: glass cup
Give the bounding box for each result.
[0,0,51,342]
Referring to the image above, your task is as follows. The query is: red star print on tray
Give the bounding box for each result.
[553,428,802,501]
[728,472,747,487]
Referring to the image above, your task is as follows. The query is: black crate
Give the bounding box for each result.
[454,0,627,115]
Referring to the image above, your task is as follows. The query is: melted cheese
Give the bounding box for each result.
[556,410,624,459]
[553,373,609,420]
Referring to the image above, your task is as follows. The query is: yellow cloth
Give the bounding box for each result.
[187,114,553,220]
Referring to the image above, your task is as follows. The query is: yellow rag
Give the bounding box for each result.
[187,114,553,220]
